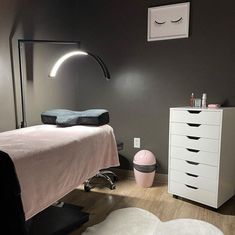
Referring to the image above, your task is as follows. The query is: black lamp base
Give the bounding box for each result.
[26,203,89,235]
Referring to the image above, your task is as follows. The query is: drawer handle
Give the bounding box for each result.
[187,110,201,114]
[186,160,199,165]
[187,123,201,127]
[185,184,198,190]
[187,136,201,140]
[186,148,200,153]
[186,172,199,178]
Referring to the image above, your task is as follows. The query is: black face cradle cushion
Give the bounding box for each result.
[41,109,109,127]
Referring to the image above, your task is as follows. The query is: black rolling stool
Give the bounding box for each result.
[84,140,123,192]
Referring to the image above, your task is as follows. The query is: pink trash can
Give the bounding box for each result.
[133,150,156,188]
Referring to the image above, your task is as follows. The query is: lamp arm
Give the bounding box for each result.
[49,51,110,80]
[86,52,110,80]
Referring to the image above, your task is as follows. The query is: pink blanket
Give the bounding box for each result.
[0,124,119,220]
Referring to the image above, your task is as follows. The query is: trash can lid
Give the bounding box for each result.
[133,150,156,165]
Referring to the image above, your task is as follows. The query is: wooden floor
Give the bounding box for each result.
[62,178,235,235]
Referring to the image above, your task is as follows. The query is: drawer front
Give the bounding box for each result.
[170,158,218,180]
[170,146,219,166]
[171,135,220,153]
[169,181,217,207]
[170,122,220,139]
[170,169,218,193]
[170,110,222,125]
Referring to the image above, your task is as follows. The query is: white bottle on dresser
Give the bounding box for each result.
[201,93,207,108]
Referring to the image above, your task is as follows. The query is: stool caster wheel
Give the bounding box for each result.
[84,184,92,192]
[110,184,116,190]
[113,175,118,182]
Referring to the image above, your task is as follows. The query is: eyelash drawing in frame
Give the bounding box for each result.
[171,17,183,23]
[155,20,166,25]
[148,2,190,41]
[155,17,183,25]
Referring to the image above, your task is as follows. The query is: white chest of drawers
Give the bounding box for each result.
[168,107,235,208]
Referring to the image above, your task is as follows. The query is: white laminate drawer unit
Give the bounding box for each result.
[170,170,218,193]
[170,122,221,139]
[168,107,235,208]
[171,135,220,153]
[170,146,219,166]
[170,158,218,180]
[169,181,217,208]
[170,109,221,125]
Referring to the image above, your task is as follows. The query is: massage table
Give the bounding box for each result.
[0,124,119,234]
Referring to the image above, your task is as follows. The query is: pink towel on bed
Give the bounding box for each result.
[0,124,119,220]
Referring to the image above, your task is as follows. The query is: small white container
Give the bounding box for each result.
[194,98,201,108]
[202,93,207,108]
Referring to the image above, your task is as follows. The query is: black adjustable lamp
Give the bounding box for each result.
[18,39,110,128]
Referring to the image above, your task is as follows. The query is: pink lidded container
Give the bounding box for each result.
[133,150,156,188]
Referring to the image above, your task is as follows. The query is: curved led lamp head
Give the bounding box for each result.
[49,50,110,80]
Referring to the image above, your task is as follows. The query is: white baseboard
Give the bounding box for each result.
[111,168,168,184]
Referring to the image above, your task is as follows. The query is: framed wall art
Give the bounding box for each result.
[147,2,190,41]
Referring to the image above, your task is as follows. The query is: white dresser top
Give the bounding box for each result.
[169,107,235,112]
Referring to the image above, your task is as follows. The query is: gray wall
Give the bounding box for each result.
[0,1,17,131]
[0,0,234,173]
[75,0,235,173]
[0,0,79,130]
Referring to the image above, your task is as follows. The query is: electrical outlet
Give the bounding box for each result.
[134,138,140,148]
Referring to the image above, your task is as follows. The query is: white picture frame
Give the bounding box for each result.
[147,2,190,41]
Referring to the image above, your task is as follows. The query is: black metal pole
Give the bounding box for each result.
[18,39,81,45]
[18,40,27,128]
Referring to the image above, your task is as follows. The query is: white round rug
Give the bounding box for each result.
[82,207,224,235]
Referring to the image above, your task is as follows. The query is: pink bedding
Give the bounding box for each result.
[0,124,119,220]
